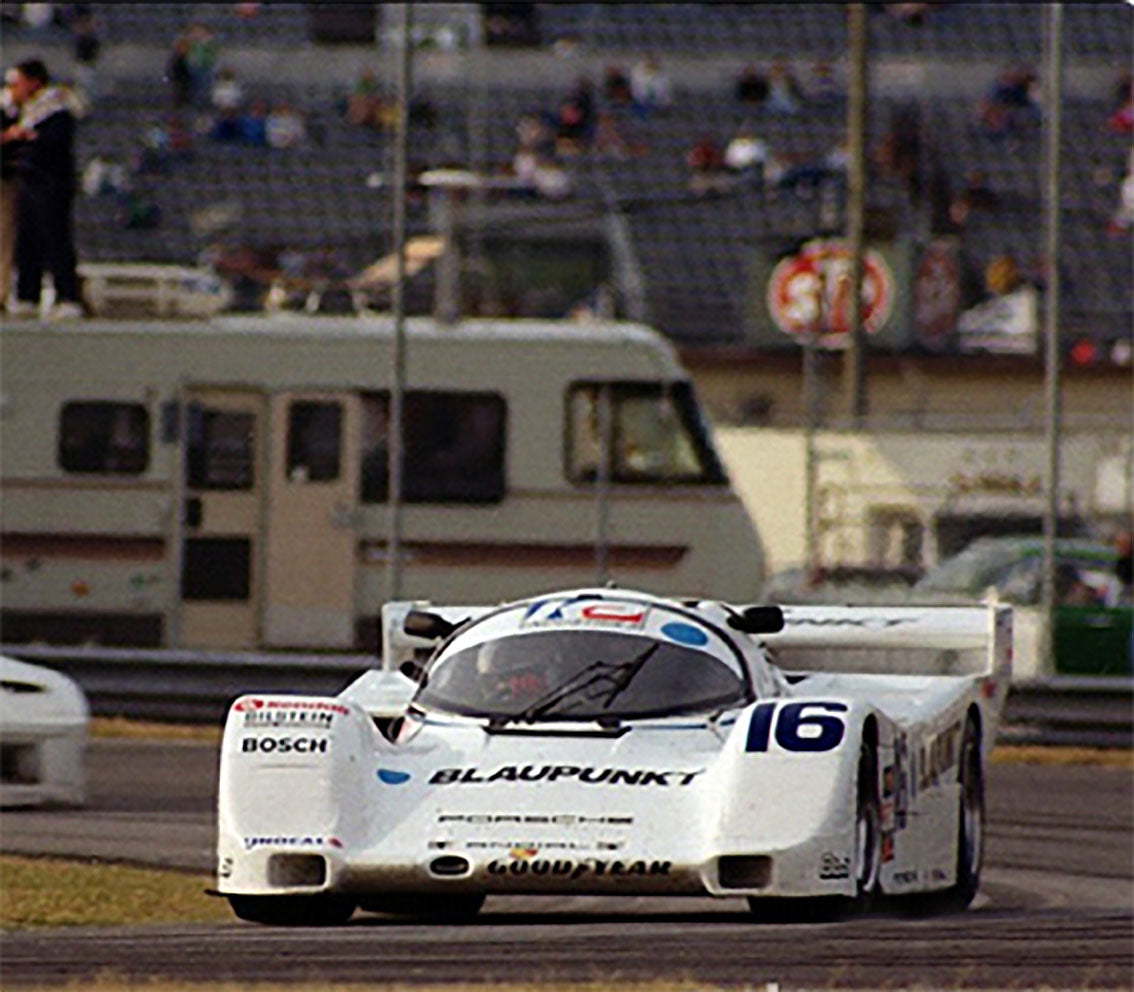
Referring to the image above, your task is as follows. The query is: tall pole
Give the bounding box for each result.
[1040,3,1064,676]
[843,1,869,426]
[385,1,411,607]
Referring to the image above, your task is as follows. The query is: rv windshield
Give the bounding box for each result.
[415,629,748,722]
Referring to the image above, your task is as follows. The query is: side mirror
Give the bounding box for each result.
[727,605,785,635]
[404,610,456,641]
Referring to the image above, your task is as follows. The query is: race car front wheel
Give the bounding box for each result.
[227,894,357,926]
[854,738,882,900]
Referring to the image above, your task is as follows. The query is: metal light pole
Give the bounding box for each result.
[385,1,412,604]
[1040,3,1064,675]
[842,1,869,426]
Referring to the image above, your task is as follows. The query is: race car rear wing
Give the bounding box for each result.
[759,602,1013,681]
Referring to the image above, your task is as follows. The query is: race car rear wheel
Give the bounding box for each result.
[942,714,984,911]
[227,894,357,926]
[853,737,882,904]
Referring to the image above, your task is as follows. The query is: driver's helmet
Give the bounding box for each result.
[475,637,546,702]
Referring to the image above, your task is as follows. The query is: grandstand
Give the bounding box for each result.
[3,2,1131,354]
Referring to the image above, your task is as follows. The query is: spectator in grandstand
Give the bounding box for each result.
[239,99,269,148]
[766,62,803,115]
[167,34,193,109]
[734,66,768,106]
[1107,147,1134,237]
[604,65,632,106]
[1107,72,1132,134]
[211,106,242,143]
[211,67,244,114]
[4,57,82,319]
[185,23,218,105]
[346,69,395,131]
[555,77,595,156]
[875,104,922,198]
[686,136,728,197]
[630,56,672,118]
[265,102,306,149]
[723,120,769,182]
[70,8,100,102]
[515,111,553,158]
[977,67,1041,136]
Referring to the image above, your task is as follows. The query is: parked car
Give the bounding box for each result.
[913,537,1131,676]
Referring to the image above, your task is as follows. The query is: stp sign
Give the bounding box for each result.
[766,238,894,347]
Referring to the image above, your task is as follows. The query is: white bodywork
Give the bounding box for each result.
[0,656,89,807]
[216,589,1011,911]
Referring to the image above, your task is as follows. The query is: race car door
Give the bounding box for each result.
[262,392,360,648]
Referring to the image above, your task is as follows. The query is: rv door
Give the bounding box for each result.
[263,392,360,648]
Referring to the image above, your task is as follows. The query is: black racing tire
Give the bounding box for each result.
[940,714,984,912]
[227,893,357,926]
[853,735,882,909]
[359,893,486,922]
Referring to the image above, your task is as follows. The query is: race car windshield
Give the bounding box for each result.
[414,629,748,722]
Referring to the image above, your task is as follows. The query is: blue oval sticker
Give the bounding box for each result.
[378,768,411,785]
[660,621,709,647]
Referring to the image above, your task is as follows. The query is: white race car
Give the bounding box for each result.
[215,588,1011,925]
[1,655,89,808]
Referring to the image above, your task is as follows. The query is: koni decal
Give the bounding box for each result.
[429,766,704,786]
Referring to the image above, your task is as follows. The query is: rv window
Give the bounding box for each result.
[181,537,251,601]
[58,402,149,474]
[360,391,506,504]
[566,382,726,485]
[187,409,255,490]
[287,402,341,482]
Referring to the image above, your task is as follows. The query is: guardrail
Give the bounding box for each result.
[3,644,1131,748]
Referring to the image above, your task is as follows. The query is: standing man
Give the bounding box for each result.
[4,58,82,319]
[0,71,18,310]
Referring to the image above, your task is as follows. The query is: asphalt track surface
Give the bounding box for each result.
[2,739,1132,989]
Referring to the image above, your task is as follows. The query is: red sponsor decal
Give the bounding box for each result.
[234,697,349,715]
[580,605,645,624]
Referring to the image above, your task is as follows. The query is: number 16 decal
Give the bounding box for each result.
[746,701,848,753]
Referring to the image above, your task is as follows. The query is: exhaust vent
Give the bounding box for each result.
[267,854,327,888]
[718,854,772,889]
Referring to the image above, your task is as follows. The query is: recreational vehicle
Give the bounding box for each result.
[0,316,765,651]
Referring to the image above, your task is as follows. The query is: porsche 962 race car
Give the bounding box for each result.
[216,588,1011,924]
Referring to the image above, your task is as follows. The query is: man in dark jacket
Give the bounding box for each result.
[4,58,82,318]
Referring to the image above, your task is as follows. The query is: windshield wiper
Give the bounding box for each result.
[599,642,659,708]
[501,643,661,726]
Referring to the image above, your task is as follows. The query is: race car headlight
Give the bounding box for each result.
[267,854,327,888]
[717,855,772,890]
